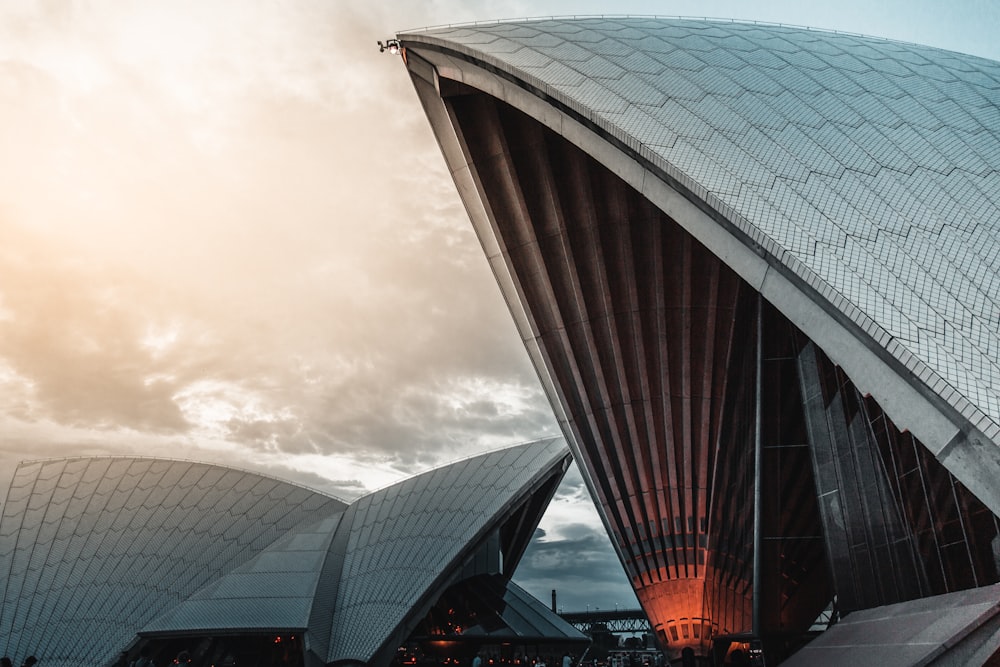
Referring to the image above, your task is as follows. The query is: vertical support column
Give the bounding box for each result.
[796,342,924,612]
[752,294,763,637]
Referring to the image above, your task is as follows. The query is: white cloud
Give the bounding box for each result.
[0,0,994,616]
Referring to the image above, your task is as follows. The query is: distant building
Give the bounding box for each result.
[400,16,1000,663]
[0,440,586,665]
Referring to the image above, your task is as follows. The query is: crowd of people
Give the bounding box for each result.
[0,649,195,667]
[469,652,576,667]
[113,649,194,667]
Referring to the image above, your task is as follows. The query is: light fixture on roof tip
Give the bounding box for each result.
[378,39,401,55]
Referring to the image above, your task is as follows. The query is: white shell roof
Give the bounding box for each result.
[0,441,570,665]
[400,17,1000,443]
[0,457,342,664]
[326,437,567,663]
[141,511,346,635]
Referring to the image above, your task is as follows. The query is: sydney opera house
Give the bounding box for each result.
[6,14,1000,667]
[397,16,1000,665]
[0,441,586,666]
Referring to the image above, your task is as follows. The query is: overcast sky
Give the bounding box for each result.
[1,0,997,614]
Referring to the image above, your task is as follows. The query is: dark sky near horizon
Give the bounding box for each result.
[0,0,997,614]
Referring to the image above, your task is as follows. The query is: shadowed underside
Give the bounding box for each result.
[440,91,835,652]
[444,91,760,645]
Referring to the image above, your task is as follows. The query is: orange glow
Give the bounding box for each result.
[635,576,749,656]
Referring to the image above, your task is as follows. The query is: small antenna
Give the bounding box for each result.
[377,39,401,55]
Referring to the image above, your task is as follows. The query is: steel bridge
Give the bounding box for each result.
[559,609,652,634]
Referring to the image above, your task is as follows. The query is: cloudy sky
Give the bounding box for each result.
[1,0,997,613]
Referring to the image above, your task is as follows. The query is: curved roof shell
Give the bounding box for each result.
[398,17,1000,513]
[319,437,569,664]
[141,510,346,635]
[0,457,344,663]
[0,439,571,666]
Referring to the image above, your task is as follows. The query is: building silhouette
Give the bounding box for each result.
[398,17,1000,663]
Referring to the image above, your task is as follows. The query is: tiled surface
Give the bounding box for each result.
[326,437,567,662]
[782,581,1000,666]
[0,457,344,663]
[0,441,570,665]
[140,512,345,634]
[402,17,1000,441]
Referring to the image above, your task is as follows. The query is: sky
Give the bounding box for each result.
[0,0,998,615]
